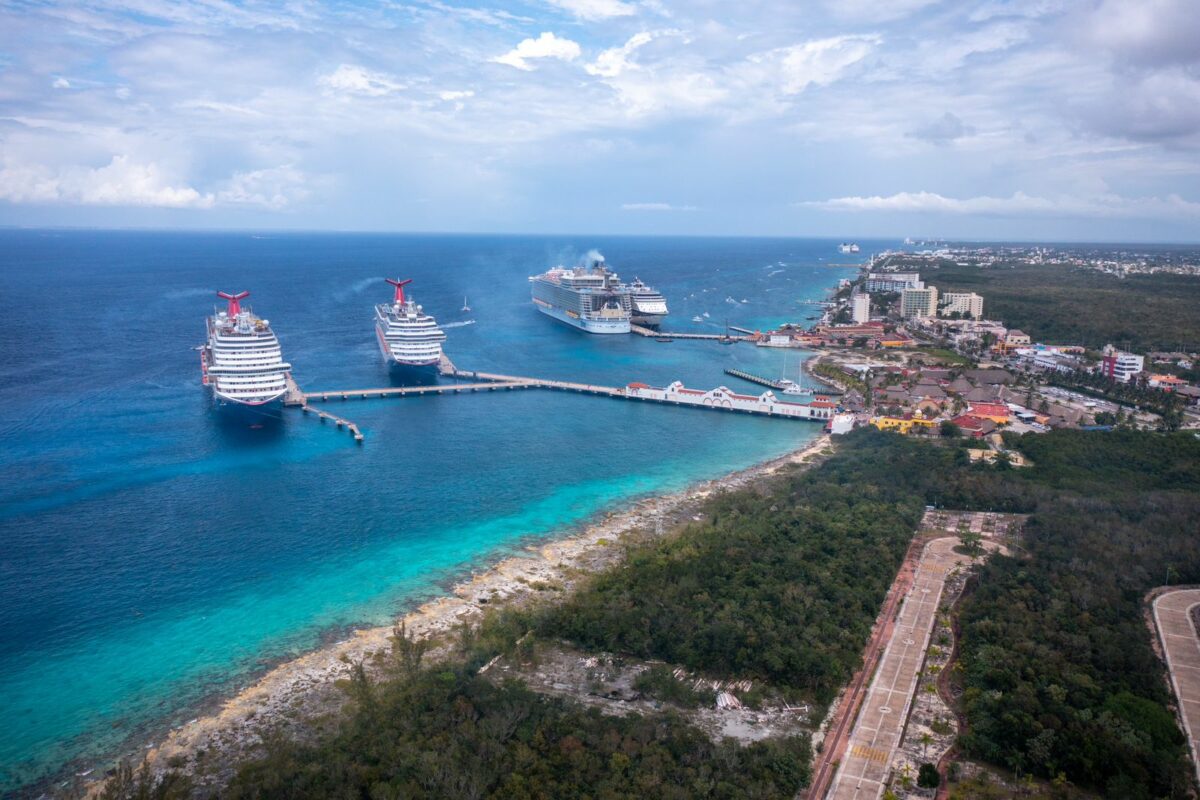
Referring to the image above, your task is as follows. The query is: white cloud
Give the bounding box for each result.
[52,77,71,89]
[319,64,406,97]
[492,32,582,71]
[438,90,475,101]
[751,35,880,95]
[544,0,636,21]
[216,165,308,209]
[0,156,214,208]
[807,190,1200,218]
[621,201,697,211]
[587,31,658,78]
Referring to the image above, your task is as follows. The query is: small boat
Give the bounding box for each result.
[692,315,704,322]
[461,295,471,312]
[655,337,673,343]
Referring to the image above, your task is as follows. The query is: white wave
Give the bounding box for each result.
[441,319,476,329]
[767,269,784,277]
[333,277,383,302]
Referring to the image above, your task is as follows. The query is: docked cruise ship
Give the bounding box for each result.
[626,277,669,327]
[201,291,291,406]
[529,259,632,334]
[375,278,446,368]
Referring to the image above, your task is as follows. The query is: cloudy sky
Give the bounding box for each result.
[1,0,1199,240]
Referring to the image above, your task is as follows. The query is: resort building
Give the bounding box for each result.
[900,286,938,319]
[1005,329,1031,347]
[940,291,984,320]
[1099,345,1144,383]
[871,415,937,435]
[865,272,923,293]
[852,293,871,324]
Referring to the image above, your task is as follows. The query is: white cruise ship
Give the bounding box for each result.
[201,291,291,406]
[627,277,669,327]
[375,278,446,368]
[529,259,631,334]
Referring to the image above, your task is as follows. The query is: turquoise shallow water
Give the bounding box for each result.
[0,232,877,791]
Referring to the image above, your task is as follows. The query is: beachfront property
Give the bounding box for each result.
[900,286,938,319]
[864,272,923,293]
[940,291,983,320]
[851,293,871,324]
[625,381,837,420]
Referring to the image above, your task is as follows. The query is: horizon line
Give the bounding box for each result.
[3,225,1200,247]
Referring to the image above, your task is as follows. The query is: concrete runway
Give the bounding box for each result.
[826,537,981,800]
[1152,588,1200,789]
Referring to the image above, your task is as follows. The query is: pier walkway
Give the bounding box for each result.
[630,324,753,342]
[285,374,363,442]
[724,368,786,391]
[290,355,836,443]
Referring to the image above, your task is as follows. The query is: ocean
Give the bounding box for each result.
[0,231,874,792]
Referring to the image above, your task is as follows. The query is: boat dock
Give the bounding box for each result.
[723,368,786,390]
[290,362,837,444]
[630,324,753,342]
[285,374,364,442]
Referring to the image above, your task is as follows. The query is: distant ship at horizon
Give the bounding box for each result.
[838,242,861,254]
[529,257,632,334]
[201,290,291,407]
[375,278,446,368]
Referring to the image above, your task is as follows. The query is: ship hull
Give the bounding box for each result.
[631,313,666,327]
[210,388,286,409]
[535,302,630,334]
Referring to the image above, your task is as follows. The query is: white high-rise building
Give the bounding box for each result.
[852,293,871,324]
[941,292,984,320]
[900,286,938,318]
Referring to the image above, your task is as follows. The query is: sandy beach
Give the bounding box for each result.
[98,433,831,794]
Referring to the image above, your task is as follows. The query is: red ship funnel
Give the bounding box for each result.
[217,290,250,316]
[386,278,412,304]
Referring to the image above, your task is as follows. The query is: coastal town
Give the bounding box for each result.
[736,256,1200,451]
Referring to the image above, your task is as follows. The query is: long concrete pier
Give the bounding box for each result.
[288,348,840,444]
[630,324,753,342]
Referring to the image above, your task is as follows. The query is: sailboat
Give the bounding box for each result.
[777,352,813,395]
[461,295,471,313]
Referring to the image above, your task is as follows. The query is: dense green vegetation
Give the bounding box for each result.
[225,624,809,799]
[954,430,1200,798]
[539,430,992,708]
[928,261,1200,351]
[109,429,1200,800]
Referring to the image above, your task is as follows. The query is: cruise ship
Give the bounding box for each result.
[201,291,291,406]
[626,277,669,327]
[375,278,446,368]
[529,258,631,334]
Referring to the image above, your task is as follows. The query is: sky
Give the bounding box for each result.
[1,0,1199,240]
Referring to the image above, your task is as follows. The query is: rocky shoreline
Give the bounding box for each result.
[86,433,833,796]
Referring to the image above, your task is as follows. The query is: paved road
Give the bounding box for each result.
[1152,589,1200,789]
[826,538,981,800]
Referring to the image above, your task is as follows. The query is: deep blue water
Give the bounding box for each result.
[0,231,875,791]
